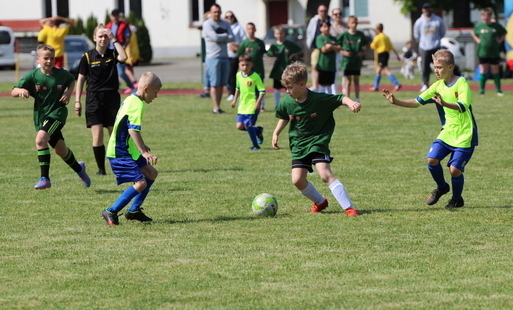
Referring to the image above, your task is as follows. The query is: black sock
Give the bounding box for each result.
[93,145,106,172]
[63,148,81,173]
[38,148,51,178]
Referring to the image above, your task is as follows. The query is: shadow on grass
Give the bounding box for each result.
[160,168,244,173]
[159,213,292,224]
[95,188,188,194]
[361,205,513,214]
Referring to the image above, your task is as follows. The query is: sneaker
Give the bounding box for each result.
[77,161,91,187]
[445,198,464,209]
[497,92,504,97]
[96,170,107,176]
[256,127,264,144]
[345,208,361,216]
[249,146,261,151]
[226,94,234,101]
[419,85,428,92]
[102,209,119,225]
[125,209,153,222]
[212,109,225,114]
[122,88,132,94]
[393,84,402,91]
[310,197,328,213]
[34,177,51,189]
[426,184,450,205]
[368,87,378,91]
[198,92,210,98]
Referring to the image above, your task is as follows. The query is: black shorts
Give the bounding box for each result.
[344,69,361,76]
[292,152,333,173]
[317,69,336,86]
[377,52,390,67]
[478,57,500,65]
[40,118,64,148]
[273,79,284,89]
[86,91,121,128]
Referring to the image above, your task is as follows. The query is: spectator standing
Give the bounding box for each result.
[237,23,267,111]
[225,11,247,102]
[306,4,332,92]
[37,16,76,68]
[119,13,140,94]
[315,21,340,94]
[471,7,507,96]
[369,23,402,91]
[202,4,234,114]
[106,9,135,94]
[413,2,446,92]
[329,8,347,94]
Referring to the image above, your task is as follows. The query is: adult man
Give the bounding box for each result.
[106,9,135,93]
[306,4,332,92]
[413,2,446,92]
[202,4,234,114]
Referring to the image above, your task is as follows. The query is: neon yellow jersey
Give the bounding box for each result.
[416,77,478,148]
[235,71,265,115]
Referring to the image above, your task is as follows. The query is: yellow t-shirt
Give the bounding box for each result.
[37,25,69,57]
[370,32,393,54]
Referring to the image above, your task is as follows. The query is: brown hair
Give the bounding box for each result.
[238,53,253,63]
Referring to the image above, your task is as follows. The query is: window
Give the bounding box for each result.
[191,0,216,25]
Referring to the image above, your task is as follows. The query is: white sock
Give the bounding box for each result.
[318,86,325,93]
[274,90,281,108]
[299,181,324,205]
[328,179,353,210]
[331,83,337,94]
[325,85,333,94]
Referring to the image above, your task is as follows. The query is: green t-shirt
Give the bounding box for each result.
[267,40,302,80]
[315,34,338,72]
[237,38,266,80]
[337,30,368,71]
[473,22,507,58]
[275,90,344,159]
[107,94,147,160]
[416,77,478,148]
[14,68,75,131]
[235,71,265,114]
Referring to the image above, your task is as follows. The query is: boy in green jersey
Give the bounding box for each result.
[11,44,91,190]
[315,20,340,94]
[230,54,265,150]
[101,72,162,226]
[272,62,361,216]
[383,49,478,209]
[238,23,267,111]
[471,7,507,96]
[267,25,303,108]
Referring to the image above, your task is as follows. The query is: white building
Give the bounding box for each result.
[0,0,412,59]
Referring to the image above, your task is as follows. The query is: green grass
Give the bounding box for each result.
[1,87,512,309]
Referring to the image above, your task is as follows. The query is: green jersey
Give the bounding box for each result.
[107,94,147,160]
[337,30,368,71]
[235,71,265,115]
[473,22,507,58]
[14,68,75,131]
[237,38,266,80]
[315,34,338,72]
[417,77,478,148]
[275,90,344,159]
[267,40,302,80]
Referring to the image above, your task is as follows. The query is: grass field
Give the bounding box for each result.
[1,85,512,309]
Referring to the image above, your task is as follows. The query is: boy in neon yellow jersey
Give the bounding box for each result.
[231,54,265,150]
[383,49,478,209]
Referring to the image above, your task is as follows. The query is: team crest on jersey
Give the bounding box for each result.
[246,81,253,86]
[57,85,63,90]
[455,92,459,99]
[35,85,41,91]
[310,113,317,118]
[42,86,48,91]
[289,115,301,121]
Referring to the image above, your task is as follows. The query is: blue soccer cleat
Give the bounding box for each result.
[34,177,51,189]
[77,162,91,187]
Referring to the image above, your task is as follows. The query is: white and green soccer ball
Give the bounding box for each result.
[251,193,278,217]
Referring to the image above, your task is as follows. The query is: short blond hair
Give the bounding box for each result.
[432,49,454,65]
[138,72,162,89]
[281,61,308,87]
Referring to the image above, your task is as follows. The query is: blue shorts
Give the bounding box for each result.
[108,156,148,185]
[426,140,474,172]
[206,58,229,87]
[236,113,258,127]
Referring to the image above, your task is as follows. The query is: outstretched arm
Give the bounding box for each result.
[342,96,361,113]
[382,89,419,108]
[11,87,30,99]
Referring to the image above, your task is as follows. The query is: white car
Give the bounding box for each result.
[0,26,16,69]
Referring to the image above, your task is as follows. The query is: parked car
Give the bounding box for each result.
[33,34,95,75]
[359,27,376,60]
[0,26,16,70]
[263,24,306,61]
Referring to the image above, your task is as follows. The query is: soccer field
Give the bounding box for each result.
[1,90,512,309]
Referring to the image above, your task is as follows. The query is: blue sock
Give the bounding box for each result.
[129,178,154,212]
[107,186,140,213]
[373,75,381,89]
[451,174,464,200]
[247,127,259,148]
[427,164,447,188]
[388,74,399,86]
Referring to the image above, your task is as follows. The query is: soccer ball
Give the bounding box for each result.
[251,193,278,217]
